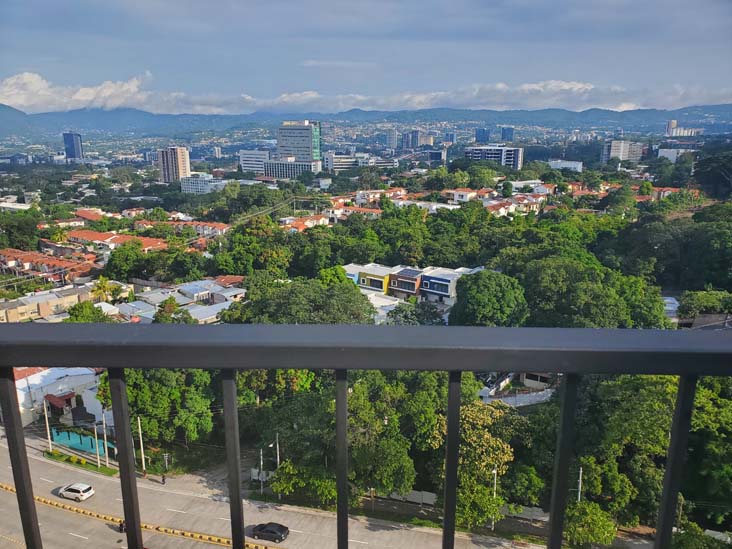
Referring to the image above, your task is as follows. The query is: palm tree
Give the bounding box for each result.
[91,276,113,303]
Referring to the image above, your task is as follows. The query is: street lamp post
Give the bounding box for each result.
[268,432,281,500]
[491,468,498,531]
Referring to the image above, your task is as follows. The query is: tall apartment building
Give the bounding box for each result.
[238,150,271,174]
[212,146,222,159]
[600,140,644,163]
[264,158,322,179]
[385,128,398,149]
[159,146,191,183]
[464,145,524,170]
[501,127,515,141]
[277,120,321,161]
[62,132,84,161]
[444,132,457,143]
[475,128,491,144]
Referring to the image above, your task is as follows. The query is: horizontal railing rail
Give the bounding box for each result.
[2,323,732,373]
[1,324,731,549]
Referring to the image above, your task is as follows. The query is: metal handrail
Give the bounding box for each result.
[1,323,731,549]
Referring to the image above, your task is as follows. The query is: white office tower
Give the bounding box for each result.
[239,150,271,174]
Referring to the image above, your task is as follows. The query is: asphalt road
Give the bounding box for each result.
[0,442,538,548]
[0,488,215,549]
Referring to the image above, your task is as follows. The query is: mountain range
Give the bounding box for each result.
[1,103,732,139]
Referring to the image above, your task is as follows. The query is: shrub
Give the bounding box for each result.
[79,458,86,466]
[69,456,78,464]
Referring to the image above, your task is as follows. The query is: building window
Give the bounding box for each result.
[360,278,366,284]
[391,280,397,287]
[423,281,429,289]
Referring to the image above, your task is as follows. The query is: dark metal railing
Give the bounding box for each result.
[1,324,732,549]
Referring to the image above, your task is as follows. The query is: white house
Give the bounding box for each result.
[12,367,101,427]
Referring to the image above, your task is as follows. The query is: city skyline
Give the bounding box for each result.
[1,0,731,114]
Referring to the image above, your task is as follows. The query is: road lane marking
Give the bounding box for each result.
[349,540,368,545]
[116,498,123,501]
[68,533,89,539]
[166,508,186,513]
[39,477,54,483]
[218,517,231,521]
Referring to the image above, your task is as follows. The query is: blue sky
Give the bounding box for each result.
[1,0,731,113]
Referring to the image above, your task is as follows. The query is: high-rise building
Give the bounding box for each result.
[665,119,703,137]
[277,120,321,161]
[410,130,422,148]
[159,146,191,183]
[144,151,159,163]
[475,128,491,144]
[385,129,398,149]
[464,146,524,170]
[600,140,644,163]
[444,132,457,144]
[501,127,515,142]
[62,132,84,161]
[239,150,271,174]
[212,146,222,159]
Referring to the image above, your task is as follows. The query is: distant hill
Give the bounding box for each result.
[1,103,731,139]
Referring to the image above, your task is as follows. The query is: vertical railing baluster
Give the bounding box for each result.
[222,369,245,549]
[108,368,143,549]
[654,374,698,549]
[547,373,580,549]
[0,367,43,548]
[442,370,462,549]
[335,369,348,549]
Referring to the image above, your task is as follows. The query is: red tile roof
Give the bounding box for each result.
[13,367,47,382]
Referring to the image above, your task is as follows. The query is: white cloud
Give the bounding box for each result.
[1,72,731,115]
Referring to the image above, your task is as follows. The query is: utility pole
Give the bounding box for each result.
[491,468,498,531]
[102,410,109,468]
[43,399,52,452]
[259,448,264,495]
[578,466,583,503]
[93,422,100,468]
[137,416,146,473]
[275,432,280,469]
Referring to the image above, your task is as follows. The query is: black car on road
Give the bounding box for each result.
[252,522,289,543]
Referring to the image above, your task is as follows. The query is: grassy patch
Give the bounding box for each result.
[142,443,226,475]
[44,450,117,477]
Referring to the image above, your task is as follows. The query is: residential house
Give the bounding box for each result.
[0,285,93,323]
[12,367,101,427]
[420,266,484,307]
[388,267,424,300]
[442,188,478,204]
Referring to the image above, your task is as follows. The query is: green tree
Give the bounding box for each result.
[220,276,374,325]
[64,300,113,323]
[564,501,617,548]
[502,181,513,198]
[639,181,654,196]
[449,270,528,327]
[104,240,145,281]
[153,296,197,324]
[386,300,444,325]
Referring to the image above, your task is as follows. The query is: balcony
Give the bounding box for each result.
[1,323,731,549]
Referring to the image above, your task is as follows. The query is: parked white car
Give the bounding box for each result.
[59,483,95,502]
